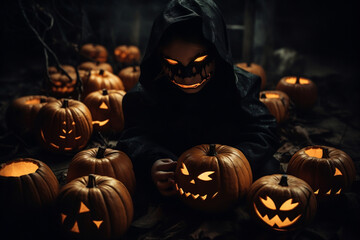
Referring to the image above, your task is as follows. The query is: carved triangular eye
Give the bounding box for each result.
[194,55,208,62]
[61,213,67,224]
[180,163,189,175]
[71,221,80,233]
[79,202,90,213]
[99,102,108,109]
[165,58,178,65]
[197,171,215,181]
[279,198,299,211]
[334,167,342,176]
[260,196,276,210]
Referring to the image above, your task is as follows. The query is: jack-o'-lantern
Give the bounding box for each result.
[6,95,56,136]
[236,62,267,90]
[174,144,252,212]
[83,89,126,134]
[48,65,78,98]
[276,76,317,110]
[287,145,356,201]
[79,43,108,62]
[57,174,133,240]
[118,66,140,91]
[36,99,93,153]
[81,69,125,99]
[78,61,113,73]
[247,174,317,232]
[0,158,59,237]
[66,146,136,195]
[259,90,290,123]
[114,45,141,65]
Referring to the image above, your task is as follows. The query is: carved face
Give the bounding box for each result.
[161,39,215,94]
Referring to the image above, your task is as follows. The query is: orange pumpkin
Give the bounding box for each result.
[259,90,290,123]
[78,61,113,73]
[236,62,267,90]
[114,45,141,65]
[48,65,78,98]
[118,66,140,91]
[79,43,108,62]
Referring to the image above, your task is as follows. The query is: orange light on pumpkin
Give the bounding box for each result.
[0,161,39,177]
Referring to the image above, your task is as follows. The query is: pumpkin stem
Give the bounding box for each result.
[62,99,69,108]
[99,69,105,76]
[96,146,106,158]
[87,174,97,188]
[208,144,217,156]
[133,65,137,72]
[322,147,330,158]
[246,62,251,67]
[40,97,46,103]
[102,89,108,96]
[279,175,288,186]
[296,76,300,84]
[260,93,266,99]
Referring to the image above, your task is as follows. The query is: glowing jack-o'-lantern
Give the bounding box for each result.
[287,145,356,201]
[236,62,267,90]
[276,76,317,110]
[78,61,113,73]
[114,45,141,65]
[48,65,78,98]
[174,144,252,212]
[247,174,317,231]
[57,174,133,239]
[118,66,141,91]
[83,89,126,134]
[79,43,108,62]
[36,99,93,153]
[66,146,136,195]
[0,158,59,237]
[259,90,290,123]
[81,69,125,99]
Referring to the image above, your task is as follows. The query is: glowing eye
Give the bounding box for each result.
[279,198,299,211]
[72,121,75,125]
[165,58,178,65]
[260,196,276,210]
[197,171,215,181]
[180,163,189,175]
[334,167,342,176]
[99,102,108,109]
[79,202,90,213]
[194,55,208,62]
[63,121,66,125]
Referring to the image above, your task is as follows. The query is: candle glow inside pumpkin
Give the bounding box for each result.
[0,161,39,177]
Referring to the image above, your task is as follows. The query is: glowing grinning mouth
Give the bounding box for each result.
[171,73,211,89]
[92,119,109,126]
[175,183,218,200]
[254,203,301,230]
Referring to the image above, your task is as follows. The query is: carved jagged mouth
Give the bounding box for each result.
[171,73,211,89]
[254,204,301,230]
[175,183,218,200]
[92,119,109,127]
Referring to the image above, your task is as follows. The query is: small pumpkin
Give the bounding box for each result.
[287,145,356,201]
[79,43,108,62]
[66,146,136,195]
[48,65,78,98]
[57,174,133,239]
[236,62,267,90]
[36,98,93,153]
[81,69,125,99]
[78,61,113,73]
[259,90,290,123]
[114,45,141,65]
[6,95,56,136]
[247,174,317,232]
[118,65,140,91]
[276,76,317,110]
[83,89,126,134]
[174,144,253,213]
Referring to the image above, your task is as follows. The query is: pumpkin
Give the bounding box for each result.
[48,65,78,98]
[118,65,140,91]
[66,146,136,195]
[81,69,125,99]
[276,76,317,110]
[174,144,253,212]
[78,61,113,73]
[79,43,108,62]
[83,89,126,134]
[287,145,356,201]
[57,174,133,239]
[259,90,290,123]
[36,98,93,153]
[114,45,141,65]
[236,62,267,90]
[0,158,59,236]
[6,95,56,136]
[247,174,317,232]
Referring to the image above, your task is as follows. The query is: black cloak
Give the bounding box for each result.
[117,0,280,184]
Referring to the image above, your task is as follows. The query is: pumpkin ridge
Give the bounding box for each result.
[34,166,57,202]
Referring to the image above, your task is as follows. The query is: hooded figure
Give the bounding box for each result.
[117,0,280,197]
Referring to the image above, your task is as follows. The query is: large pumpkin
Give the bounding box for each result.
[174,144,252,212]
[276,76,317,110]
[83,89,126,134]
[57,174,133,239]
[247,174,317,232]
[66,146,136,195]
[118,65,140,91]
[236,62,267,90]
[48,65,78,98]
[6,95,56,136]
[287,145,356,201]
[259,90,290,124]
[81,69,125,99]
[78,61,113,73]
[79,43,108,62]
[114,45,141,65]
[0,158,59,237]
[36,99,93,153]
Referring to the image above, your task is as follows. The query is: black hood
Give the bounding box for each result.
[139,0,235,90]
